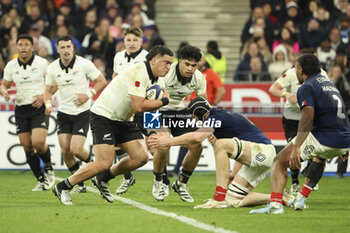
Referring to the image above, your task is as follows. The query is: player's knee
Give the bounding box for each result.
[188,142,202,154]
[70,145,84,156]
[32,140,46,153]
[226,181,249,207]
[138,154,149,166]
[96,160,113,172]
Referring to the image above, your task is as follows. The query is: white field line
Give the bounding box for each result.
[56,177,238,233]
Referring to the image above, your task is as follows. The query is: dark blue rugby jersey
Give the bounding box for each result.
[207,108,271,144]
[297,73,350,148]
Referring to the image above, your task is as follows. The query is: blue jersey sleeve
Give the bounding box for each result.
[297,84,315,110]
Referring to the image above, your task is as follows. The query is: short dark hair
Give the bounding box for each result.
[146,45,173,61]
[177,45,201,62]
[16,34,33,44]
[207,40,218,50]
[299,48,315,55]
[57,35,73,45]
[297,54,321,75]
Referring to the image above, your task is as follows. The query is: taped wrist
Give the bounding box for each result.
[161,98,169,106]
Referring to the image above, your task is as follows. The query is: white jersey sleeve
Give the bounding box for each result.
[84,59,101,81]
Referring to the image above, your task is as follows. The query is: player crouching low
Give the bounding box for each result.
[148,97,294,208]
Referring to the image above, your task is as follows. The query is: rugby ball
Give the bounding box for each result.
[146,84,164,100]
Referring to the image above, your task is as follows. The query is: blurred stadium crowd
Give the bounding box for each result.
[0,0,161,80]
[1,0,350,84]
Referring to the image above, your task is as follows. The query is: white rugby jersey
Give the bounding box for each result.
[91,61,164,121]
[46,56,100,115]
[4,55,48,106]
[113,49,148,75]
[161,62,206,111]
[277,67,328,120]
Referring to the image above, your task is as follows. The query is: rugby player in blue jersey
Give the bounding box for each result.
[250,54,350,214]
[148,97,291,208]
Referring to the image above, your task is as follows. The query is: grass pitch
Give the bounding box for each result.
[0,170,349,233]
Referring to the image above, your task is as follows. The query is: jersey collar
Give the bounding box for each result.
[125,48,143,62]
[18,55,35,70]
[176,63,192,85]
[145,61,157,84]
[59,56,76,73]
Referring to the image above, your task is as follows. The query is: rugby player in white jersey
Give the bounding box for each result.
[52,45,173,205]
[151,45,207,202]
[0,34,55,191]
[112,26,148,194]
[45,35,107,193]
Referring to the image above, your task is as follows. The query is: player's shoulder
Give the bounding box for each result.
[48,58,60,68]
[5,57,18,68]
[114,50,126,59]
[75,55,91,64]
[33,55,48,63]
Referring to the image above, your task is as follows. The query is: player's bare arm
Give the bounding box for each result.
[44,84,58,115]
[0,79,12,101]
[74,74,107,106]
[130,94,166,113]
[290,106,314,169]
[148,127,214,147]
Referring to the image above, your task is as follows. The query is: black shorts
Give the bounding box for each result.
[57,110,90,136]
[133,112,149,136]
[90,112,144,145]
[15,104,49,134]
[282,116,299,142]
[161,110,198,137]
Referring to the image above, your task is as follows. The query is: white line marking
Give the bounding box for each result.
[56,177,238,233]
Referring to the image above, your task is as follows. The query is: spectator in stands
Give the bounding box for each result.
[133,0,156,20]
[76,0,92,27]
[0,14,14,43]
[142,22,165,50]
[7,8,22,29]
[338,15,350,44]
[315,6,333,34]
[332,0,349,20]
[256,36,272,65]
[104,5,121,25]
[282,1,304,31]
[42,0,57,29]
[125,2,150,27]
[77,9,97,44]
[20,4,42,34]
[0,0,24,18]
[262,2,277,25]
[304,0,318,18]
[268,44,292,81]
[51,25,82,58]
[57,3,77,36]
[87,18,116,74]
[334,53,348,73]
[131,14,143,28]
[241,6,274,47]
[272,26,300,57]
[300,17,324,49]
[236,56,271,82]
[109,15,123,39]
[49,13,75,39]
[329,27,348,53]
[205,40,227,82]
[28,23,53,56]
[93,56,111,80]
[235,41,267,81]
[317,37,336,72]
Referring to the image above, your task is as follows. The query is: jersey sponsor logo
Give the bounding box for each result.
[41,122,46,127]
[23,76,29,80]
[177,91,186,95]
[302,100,306,106]
[65,79,72,83]
[31,68,37,71]
[73,71,78,75]
[57,74,61,78]
[135,81,140,87]
[78,128,84,133]
[143,111,161,129]
[103,133,112,140]
[255,153,266,162]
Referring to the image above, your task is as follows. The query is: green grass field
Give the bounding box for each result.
[0,170,349,233]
